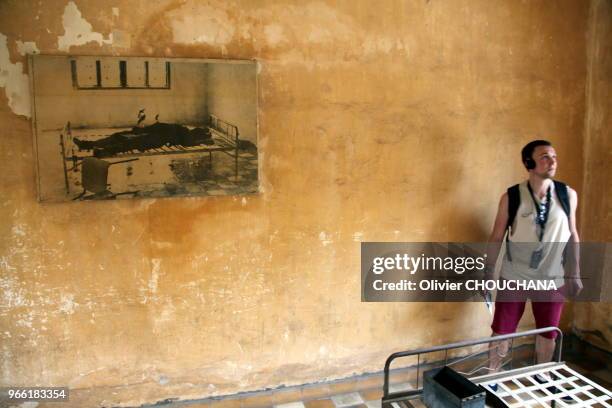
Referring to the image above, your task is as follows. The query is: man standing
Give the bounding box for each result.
[485,140,582,375]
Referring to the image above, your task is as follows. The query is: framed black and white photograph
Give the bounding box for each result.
[29,55,258,202]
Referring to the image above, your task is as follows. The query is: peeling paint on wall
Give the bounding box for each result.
[15,41,39,56]
[0,275,28,309]
[0,33,31,117]
[57,1,113,51]
[319,231,333,247]
[264,24,287,46]
[265,2,354,46]
[167,2,235,46]
[59,294,77,315]
[149,259,161,295]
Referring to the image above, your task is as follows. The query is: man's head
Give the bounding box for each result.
[521,140,557,178]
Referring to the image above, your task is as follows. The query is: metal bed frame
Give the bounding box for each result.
[383,327,612,408]
[59,114,240,195]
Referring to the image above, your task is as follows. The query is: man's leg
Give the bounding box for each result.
[531,301,564,363]
[530,300,574,399]
[489,332,510,372]
[490,300,526,372]
[535,334,556,364]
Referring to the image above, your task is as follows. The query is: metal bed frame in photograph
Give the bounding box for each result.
[58,113,241,196]
[383,327,612,408]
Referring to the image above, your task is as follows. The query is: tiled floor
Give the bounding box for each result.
[146,339,611,408]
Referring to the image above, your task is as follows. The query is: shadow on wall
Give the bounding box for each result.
[392,130,491,349]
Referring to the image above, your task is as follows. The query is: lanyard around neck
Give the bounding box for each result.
[527,182,552,242]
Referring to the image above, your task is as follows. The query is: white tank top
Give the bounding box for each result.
[502,181,571,285]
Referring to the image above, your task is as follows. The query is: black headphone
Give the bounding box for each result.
[524,157,536,170]
[522,140,552,171]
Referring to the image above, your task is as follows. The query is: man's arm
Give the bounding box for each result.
[565,188,582,296]
[485,193,509,279]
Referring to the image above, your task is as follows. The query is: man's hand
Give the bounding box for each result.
[480,266,496,314]
[481,289,493,314]
[564,276,583,298]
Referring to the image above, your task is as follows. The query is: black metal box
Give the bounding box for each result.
[423,367,485,408]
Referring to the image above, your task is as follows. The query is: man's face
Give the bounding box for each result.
[531,145,557,178]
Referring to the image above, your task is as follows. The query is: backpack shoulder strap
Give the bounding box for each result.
[507,184,520,231]
[553,180,571,220]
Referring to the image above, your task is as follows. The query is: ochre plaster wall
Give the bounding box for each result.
[0,1,589,406]
[573,0,612,353]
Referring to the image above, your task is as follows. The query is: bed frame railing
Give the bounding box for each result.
[382,327,563,405]
[208,114,240,178]
[209,114,239,145]
[59,114,243,196]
